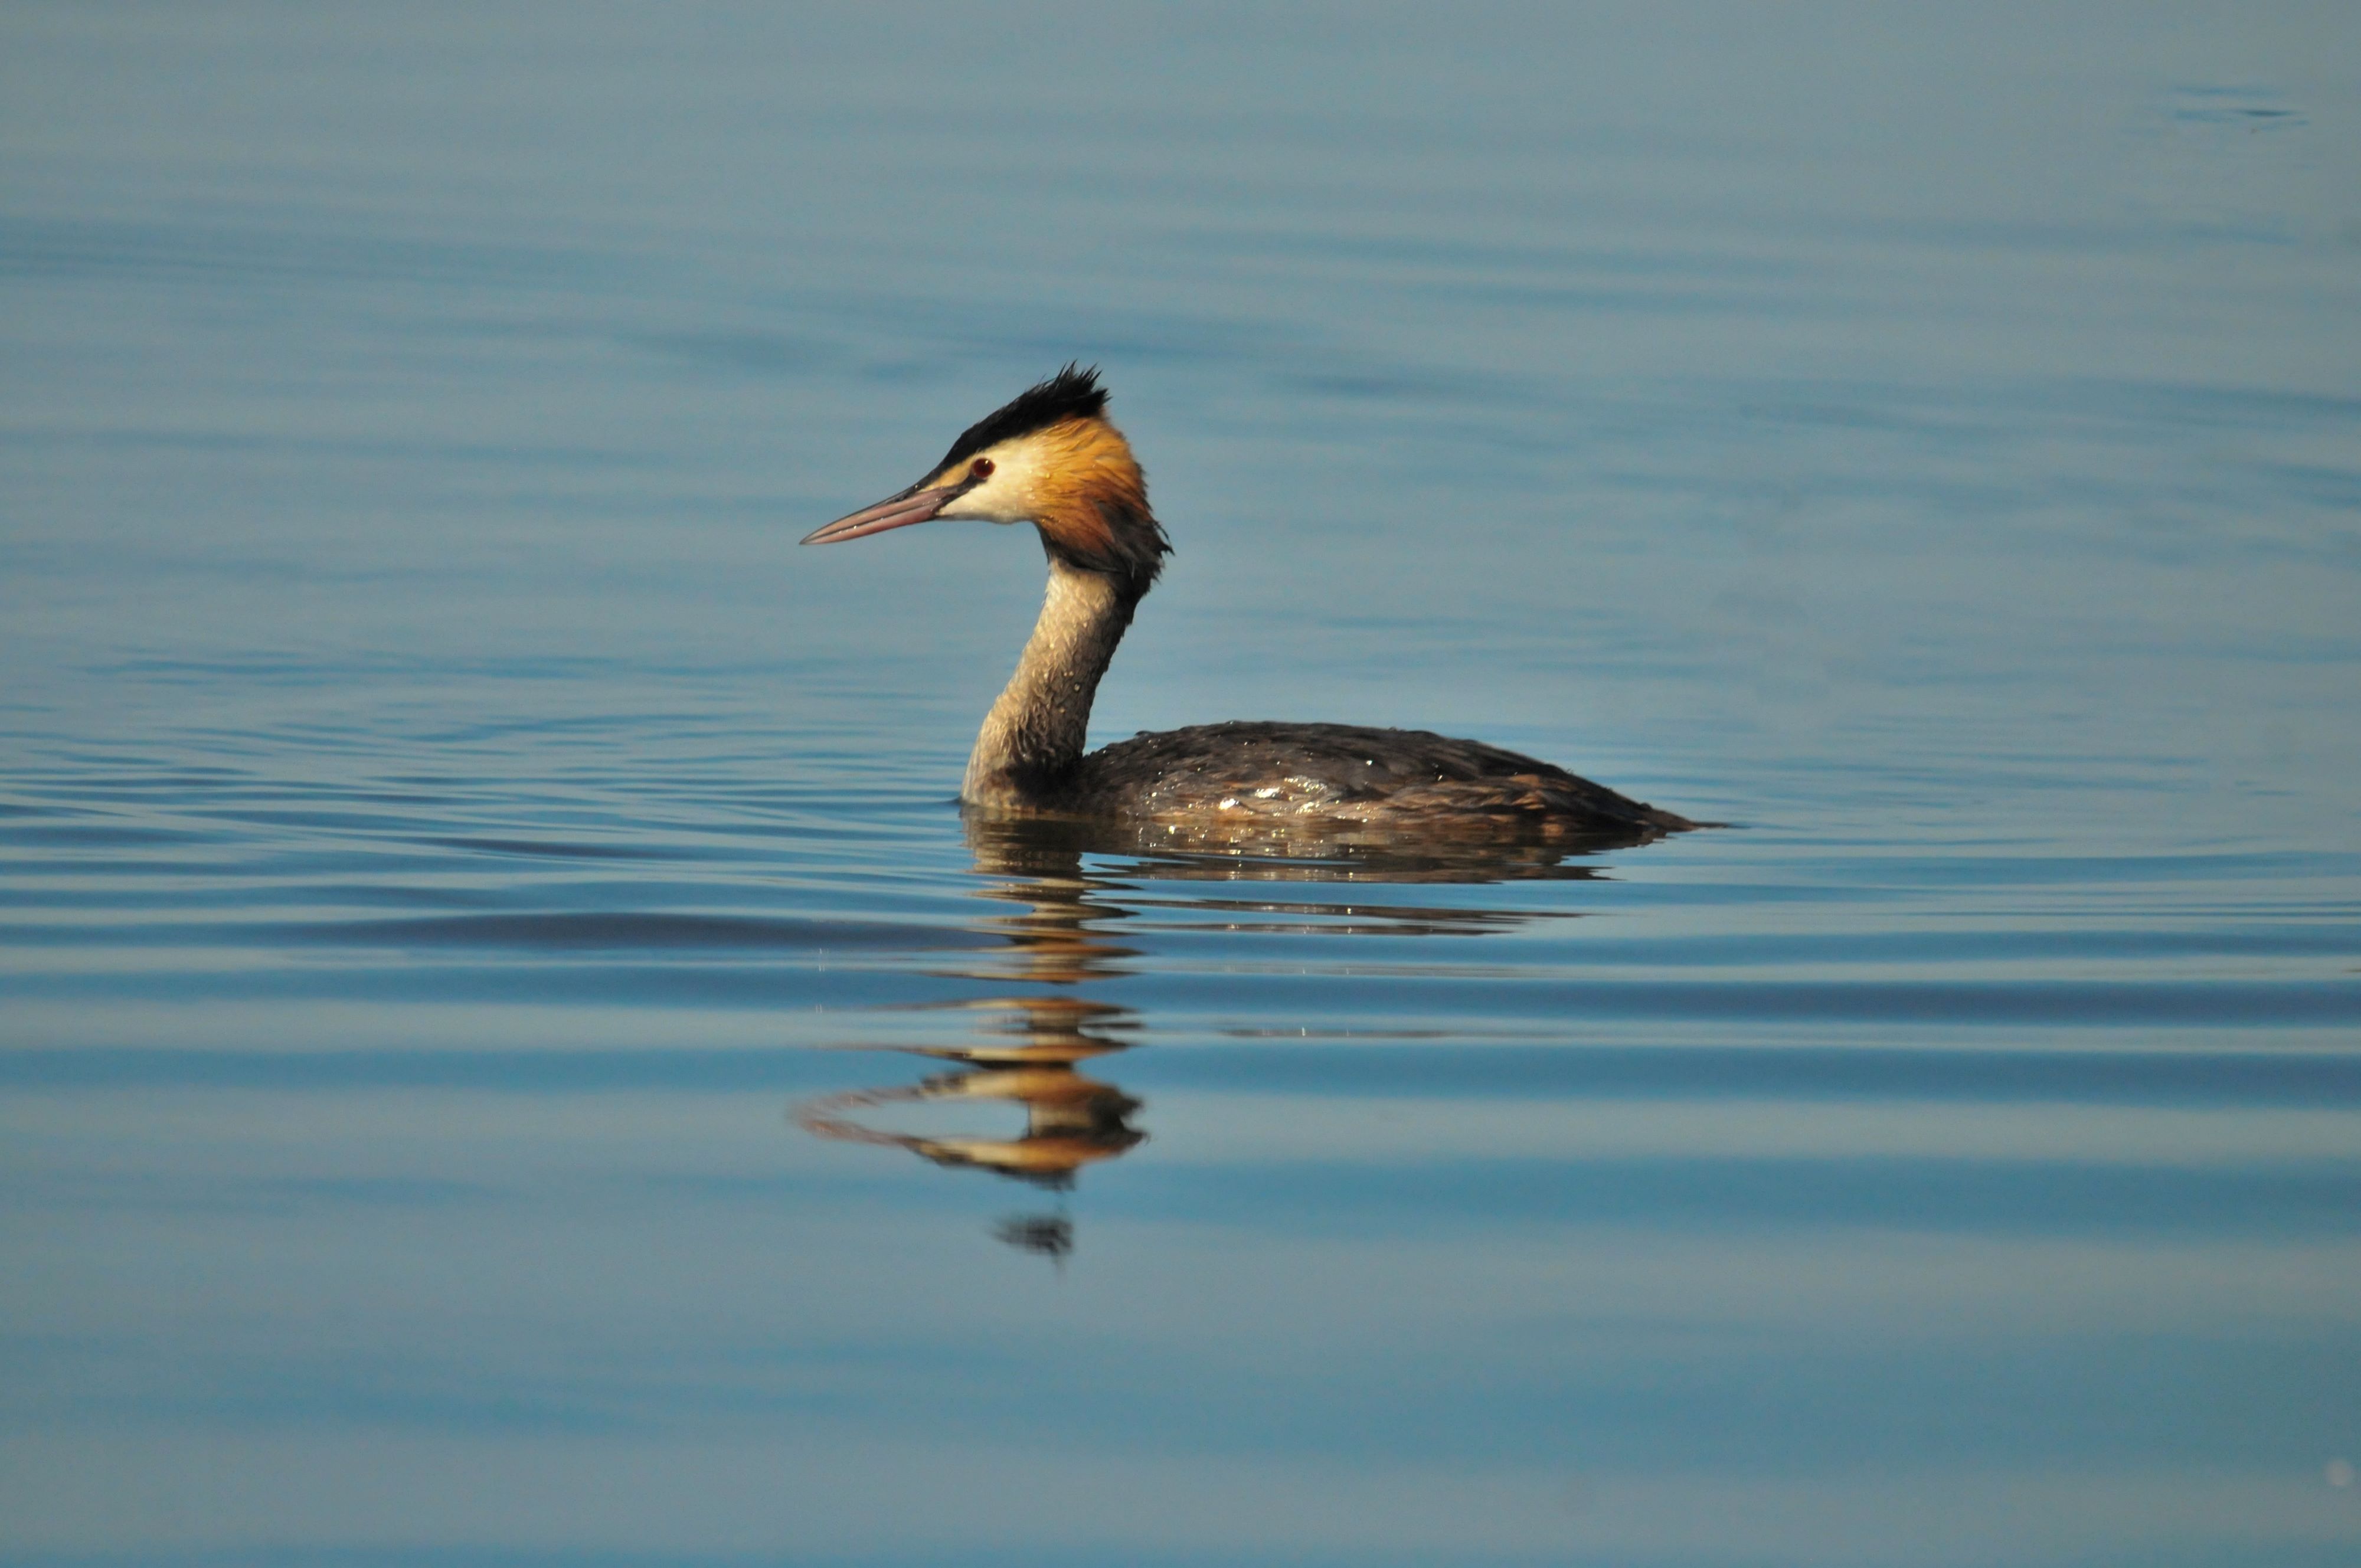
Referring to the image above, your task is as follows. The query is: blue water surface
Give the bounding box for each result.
[4,6,2359,1565]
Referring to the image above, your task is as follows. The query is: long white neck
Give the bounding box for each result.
[963,560,1136,808]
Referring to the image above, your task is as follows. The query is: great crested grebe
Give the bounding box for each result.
[803,366,1692,837]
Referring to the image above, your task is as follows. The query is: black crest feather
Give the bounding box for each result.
[938,363,1108,470]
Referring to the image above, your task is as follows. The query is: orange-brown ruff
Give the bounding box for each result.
[802,366,1693,840]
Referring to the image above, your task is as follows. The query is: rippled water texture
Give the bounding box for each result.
[5,6,2359,1566]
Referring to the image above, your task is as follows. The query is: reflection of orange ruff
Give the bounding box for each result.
[898,996,1137,1066]
[794,1065,1143,1188]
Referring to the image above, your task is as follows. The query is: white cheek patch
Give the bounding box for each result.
[940,439,1050,525]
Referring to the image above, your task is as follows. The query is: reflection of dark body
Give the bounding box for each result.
[804,366,1695,837]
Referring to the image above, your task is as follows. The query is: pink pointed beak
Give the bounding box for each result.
[800,482,961,545]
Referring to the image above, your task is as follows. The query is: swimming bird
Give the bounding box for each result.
[802,366,1692,838]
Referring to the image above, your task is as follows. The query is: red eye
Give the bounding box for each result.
[971,458,994,479]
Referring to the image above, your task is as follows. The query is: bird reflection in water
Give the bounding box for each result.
[793,820,1153,1259]
[792,811,1665,1258]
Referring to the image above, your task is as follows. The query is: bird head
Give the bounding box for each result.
[803,365,1170,598]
